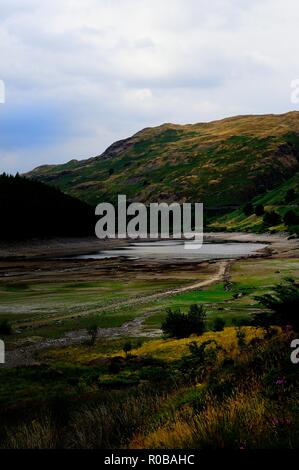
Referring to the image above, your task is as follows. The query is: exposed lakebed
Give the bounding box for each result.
[72,240,268,261]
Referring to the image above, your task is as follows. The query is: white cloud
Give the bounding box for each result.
[0,0,299,173]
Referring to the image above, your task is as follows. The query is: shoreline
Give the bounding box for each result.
[1,232,298,368]
[0,231,298,260]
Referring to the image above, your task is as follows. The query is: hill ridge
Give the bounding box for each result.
[26,111,299,212]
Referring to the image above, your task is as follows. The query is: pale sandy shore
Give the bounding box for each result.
[205,232,299,258]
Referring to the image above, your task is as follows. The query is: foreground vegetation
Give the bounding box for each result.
[0,326,298,449]
[0,255,298,449]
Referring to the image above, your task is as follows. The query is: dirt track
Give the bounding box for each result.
[2,232,298,369]
[3,260,230,368]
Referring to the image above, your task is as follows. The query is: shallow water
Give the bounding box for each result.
[73,240,267,261]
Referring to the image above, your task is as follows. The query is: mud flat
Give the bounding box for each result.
[0,232,298,369]
[0,232,297,261]
[2,260,231,368]
[204,232,299,258]
[0,237,127,259]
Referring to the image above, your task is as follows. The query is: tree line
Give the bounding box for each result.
[0,173,96,240]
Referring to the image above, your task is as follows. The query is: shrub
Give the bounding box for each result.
[236,327,246,350]
[254,204,264,216]
[161,308,189,338]
[212,317,225,332]
[188,304,206,336]
[178,340,221,383]
[161,304,206,338]
[87,324,98,346]
[243,203,254,216]
[285,188,297,203]
[232,317,251,327]
[283,210,299,226]
[287,224,299,237]
[263,211,281,227]
[254,278,299,332]
[123,341,132,357]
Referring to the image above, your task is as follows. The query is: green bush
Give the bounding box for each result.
[288,224,299,237]
[178,339,221,383]
[263,211,281,227]
[254,278,299,332]
[212,317,225,332]
[285,188,297,203]
[123,341,132,357]
[254,204,264,216]
[86,324,98,346]
[243,203,254,216]
[283,210,299,226]
[161,304,206,338]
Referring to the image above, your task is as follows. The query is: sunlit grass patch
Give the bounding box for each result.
[116,327,264,362]
[129,390,273,449]
[38,337,151,364]
[39,327,263,365]
[231,258,299,290]
[168,283,233,304]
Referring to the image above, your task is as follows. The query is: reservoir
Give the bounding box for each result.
[73,240,267,261]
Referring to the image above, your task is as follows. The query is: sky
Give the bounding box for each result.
[0,0,299,174]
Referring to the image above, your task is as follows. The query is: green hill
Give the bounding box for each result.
[26,112,299,227]
[210,172,299,234]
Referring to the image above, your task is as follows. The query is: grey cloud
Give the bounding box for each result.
[0,0,298,173]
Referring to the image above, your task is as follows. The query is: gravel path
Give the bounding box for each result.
[3,260,230,368]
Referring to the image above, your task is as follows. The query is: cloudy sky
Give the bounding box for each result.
[0,0,299,173]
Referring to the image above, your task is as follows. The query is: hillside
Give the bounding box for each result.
[26,112,299,213]
[210,171,299,233]
[0,173,95,240]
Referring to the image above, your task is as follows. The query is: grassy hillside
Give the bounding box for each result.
[1,326,298,449]
[210,172,299,233]
[26,112,299,215]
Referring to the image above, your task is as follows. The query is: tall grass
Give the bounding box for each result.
[1,391,167,449]
[129,332,299,449]
[1,329,298,449]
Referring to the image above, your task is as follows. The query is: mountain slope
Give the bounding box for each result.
[209,171,299,233]
[26,112,299,211]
